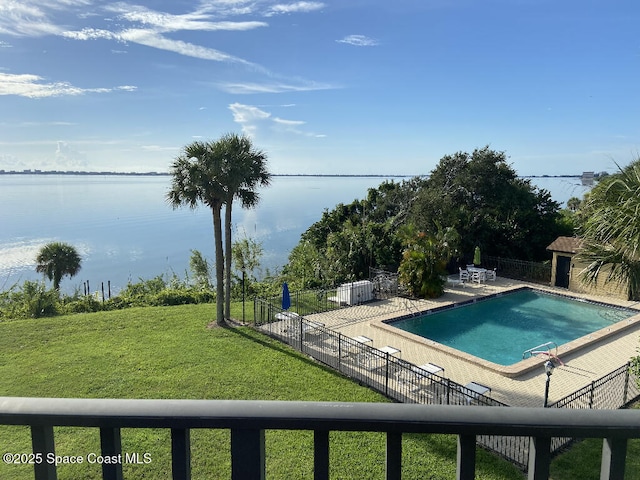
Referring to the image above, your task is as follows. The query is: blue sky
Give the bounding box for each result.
[1,0,638,176]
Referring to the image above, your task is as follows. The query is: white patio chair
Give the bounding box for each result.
[486,268,497,281]
[459,267,469,282]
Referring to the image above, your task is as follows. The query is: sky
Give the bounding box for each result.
[1,0,639,176]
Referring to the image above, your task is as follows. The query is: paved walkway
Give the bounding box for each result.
[304,278,640,407]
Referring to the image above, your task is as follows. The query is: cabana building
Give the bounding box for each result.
[546,236,628,300]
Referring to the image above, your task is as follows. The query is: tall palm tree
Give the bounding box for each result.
[35,242,82,290]
[215,133,271,320]
[577,159,640,301]
[167,141,227,325]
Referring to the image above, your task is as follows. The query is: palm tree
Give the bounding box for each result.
[167,141,227,325]
[35,242,82,290]
[398,224,459,298]
[216,133,271,321]
[577,159,640,301]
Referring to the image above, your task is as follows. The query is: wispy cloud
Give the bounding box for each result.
[219,81,336,94]
[230,102,324,138]
[266,2,325,16]
[337,34,379,47]
[229,103,271,136]
[3,1,329,94]
[0,73,136,98]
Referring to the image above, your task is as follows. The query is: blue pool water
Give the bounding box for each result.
[390,289,636,366]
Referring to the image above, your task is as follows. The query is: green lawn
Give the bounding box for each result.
[0,304,525,479]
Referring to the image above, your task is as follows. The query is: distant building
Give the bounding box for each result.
[581,171,595,186]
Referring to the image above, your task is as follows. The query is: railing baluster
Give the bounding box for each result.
[314,429,329,480]
[600,437,627,480]
[527,436,551,480]
[31,425,56,480]
[99,427,123,480]
[230,428,265,480]
[386,432,402,480]
[457,434,476,480]
[171,428,191,480]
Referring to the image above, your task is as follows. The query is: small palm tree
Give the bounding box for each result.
[35,242,82,290]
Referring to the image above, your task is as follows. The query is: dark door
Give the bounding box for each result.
[555,256,571,288]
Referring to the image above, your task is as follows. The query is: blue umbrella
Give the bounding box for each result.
[281,282,291,311]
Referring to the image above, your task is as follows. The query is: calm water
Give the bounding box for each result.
[0,175,590,295]
[391,289,634,365]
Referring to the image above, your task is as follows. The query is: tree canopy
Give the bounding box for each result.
[283,147,570,291]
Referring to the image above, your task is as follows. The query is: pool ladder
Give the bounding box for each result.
[522,341,559,361]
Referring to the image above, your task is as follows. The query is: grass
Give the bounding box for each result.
[0,303,524,479]
[549,404,640,480]
[1,302,637,479]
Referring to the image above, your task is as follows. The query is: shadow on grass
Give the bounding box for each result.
[221,324,361,381]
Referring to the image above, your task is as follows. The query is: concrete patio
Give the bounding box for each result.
[304,277,640,407]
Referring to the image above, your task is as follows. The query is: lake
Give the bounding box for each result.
[0,174,590,295]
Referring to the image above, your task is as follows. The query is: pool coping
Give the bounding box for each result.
[374,286,640,378]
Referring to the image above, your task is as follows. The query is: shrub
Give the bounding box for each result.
[0,281,59,319]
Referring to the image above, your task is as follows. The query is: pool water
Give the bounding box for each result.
[390,289,636,366]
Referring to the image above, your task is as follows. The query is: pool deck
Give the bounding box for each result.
[304,277,640,408]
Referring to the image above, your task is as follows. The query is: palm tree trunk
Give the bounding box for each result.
[224,202,233,320]
[212,205,225,326]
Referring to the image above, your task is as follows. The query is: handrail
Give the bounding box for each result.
[2,397,640,435]
[523,341,558,360]
[2,397,639,480]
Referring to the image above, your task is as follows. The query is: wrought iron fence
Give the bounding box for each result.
[547,363,640,454]
[255,312,535,468]
[483,255,551,284]
[253,294,640,470]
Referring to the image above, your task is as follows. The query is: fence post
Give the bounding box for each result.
[623,362,630,405]
[589,381,596,409]
[385,353,390,396]
[299,316,304,352]
[338,334,342,372]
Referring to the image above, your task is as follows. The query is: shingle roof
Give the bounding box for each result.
[546,236,583,254]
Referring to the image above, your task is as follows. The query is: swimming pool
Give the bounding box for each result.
[389,288,637,366]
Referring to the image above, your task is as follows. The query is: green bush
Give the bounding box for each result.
[0,281,59,319]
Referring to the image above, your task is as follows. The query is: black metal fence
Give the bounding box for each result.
[547,363,640,454]
[253,309,535,468]
[483,255,552,284]
[253,293,640,470]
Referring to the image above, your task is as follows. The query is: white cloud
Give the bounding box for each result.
[0,2,62,36]
[229,103,324,138]
[53,140,88,169]
[229,102,271,136]
[273,117,305,126]
[267,2,325,16]
[0,72,137,98]
[337,34,379,47]
[218,81,336,94]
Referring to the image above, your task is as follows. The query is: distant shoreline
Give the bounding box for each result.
[0,170,582,178]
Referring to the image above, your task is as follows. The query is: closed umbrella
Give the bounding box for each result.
[474,246,481,266]
[281,282,291,311]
